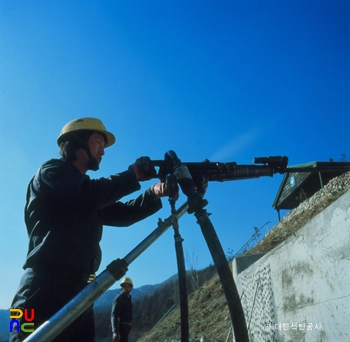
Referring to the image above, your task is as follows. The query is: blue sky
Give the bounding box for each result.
[1,0,349,309]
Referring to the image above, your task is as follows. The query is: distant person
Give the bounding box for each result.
[9,117,177,342]
[111,277,134,342]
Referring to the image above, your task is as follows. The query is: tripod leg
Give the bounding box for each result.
[194,209,249,342]
[173,226,190,342]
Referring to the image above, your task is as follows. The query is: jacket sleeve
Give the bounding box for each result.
[35,159,142,210]
[102,188,162,227]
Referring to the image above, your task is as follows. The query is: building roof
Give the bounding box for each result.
[272,161,350,210]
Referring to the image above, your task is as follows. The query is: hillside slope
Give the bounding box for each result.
[138,171,350,342]
[138,275,232,342]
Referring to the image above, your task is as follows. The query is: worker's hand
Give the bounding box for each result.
[113,332,120,342]
[150,182,179,200]
[129,157,156,181]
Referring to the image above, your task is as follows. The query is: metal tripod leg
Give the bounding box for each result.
[194,208,249,342]
[173,224,189,342]
[166,172,189,342]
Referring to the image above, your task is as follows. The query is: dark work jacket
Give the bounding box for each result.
[111,292,133,333]
[24,158,162,274]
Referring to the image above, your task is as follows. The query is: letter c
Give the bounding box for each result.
[21,323,35,333]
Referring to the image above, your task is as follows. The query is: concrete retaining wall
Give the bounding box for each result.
[232,190,350,342]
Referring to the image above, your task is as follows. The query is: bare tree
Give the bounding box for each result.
[185,245,200,291]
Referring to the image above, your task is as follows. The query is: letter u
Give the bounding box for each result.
[24,309,35,322]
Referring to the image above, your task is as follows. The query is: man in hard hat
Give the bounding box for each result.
[111,277,134,342]
[9,118,176,342]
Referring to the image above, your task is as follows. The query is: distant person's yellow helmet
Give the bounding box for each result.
[120,277,133,287]
[57,117,116,148]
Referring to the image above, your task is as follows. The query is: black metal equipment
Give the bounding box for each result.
[157,150,261,342]
[151,155,288,183]
[24,151,350,342]
[166,171,190,341]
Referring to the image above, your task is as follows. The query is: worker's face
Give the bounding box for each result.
[87,132,106,165]
[74,132,106,174]
[122,284,132,294]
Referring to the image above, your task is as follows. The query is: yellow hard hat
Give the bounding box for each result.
[120,277,133,287]
[57,117,116,148]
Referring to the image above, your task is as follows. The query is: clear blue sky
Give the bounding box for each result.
[1,0,349,309]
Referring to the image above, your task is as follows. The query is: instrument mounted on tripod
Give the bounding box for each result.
[151,152,289,183]
[151,151,350,184]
